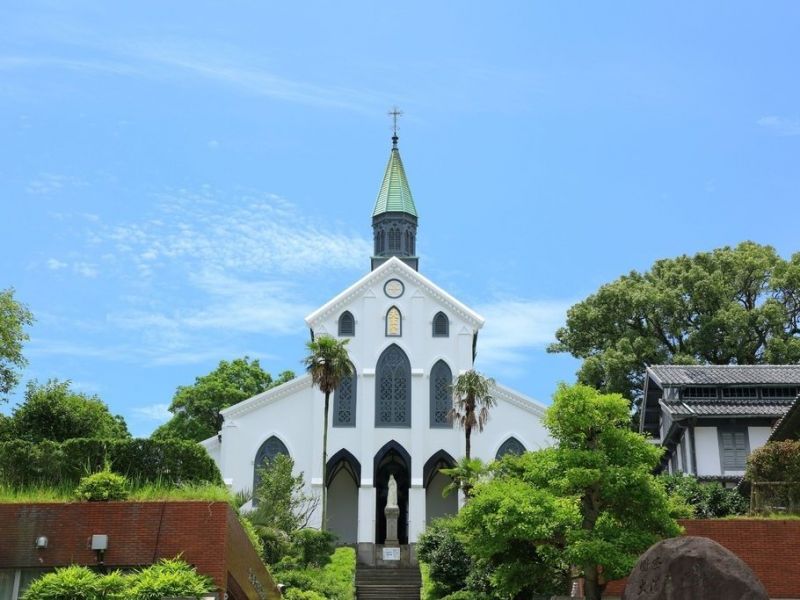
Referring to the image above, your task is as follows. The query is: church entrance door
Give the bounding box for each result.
[374,441,410,544]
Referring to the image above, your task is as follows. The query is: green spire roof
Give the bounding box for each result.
[372,145,417,217]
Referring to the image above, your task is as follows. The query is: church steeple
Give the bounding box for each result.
[371,108,419,271]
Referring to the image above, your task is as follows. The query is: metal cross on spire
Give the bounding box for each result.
[388,106,403,147]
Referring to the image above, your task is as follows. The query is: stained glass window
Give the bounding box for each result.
[338,311,355,336]
[495,437,525,460]
[386,306,402,336]
[432,312,449,337]
[334,370,357,427]
[430,360,452,427]
[375,344,411,427]
[253,436,290,501]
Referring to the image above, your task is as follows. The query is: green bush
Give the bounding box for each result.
[291,528,336,567]
[440,591,493,600]
[417,518,472,597]
[21,565,105,600]
[75,471,129,502]
[20,559,212,600]
[128,558,213,600]
[660,473,748,518]
[0,438,221,488]
[272,547,355,600]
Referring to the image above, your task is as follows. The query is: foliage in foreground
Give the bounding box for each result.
[660,473,748,518]
[417,518,473,598]
[21,559,212,600]
[746,440,800,483]
[549,242,800,406]
[451,384,684,600]
[272,546,355,600]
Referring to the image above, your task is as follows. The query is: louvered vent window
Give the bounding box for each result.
[721,387,759,399]
[682,387,717,399]
[430,360,452,427]
[375,344,411,427]
[432,312,449,337]
[718,427,749,471]
[761,387,799,399]
[338,311,355,337]
[388,228,401,252]
[333,370,357,427]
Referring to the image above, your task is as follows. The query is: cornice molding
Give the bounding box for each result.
[221,374,313,420]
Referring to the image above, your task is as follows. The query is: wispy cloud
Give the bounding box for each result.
[475,299,572,376]
[133,403,171,422]
[40,186,368,366]
[26,173,85,196]
[757,115,800,137]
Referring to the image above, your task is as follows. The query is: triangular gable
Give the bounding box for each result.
[305,257,485,330]
[219,373,312,420]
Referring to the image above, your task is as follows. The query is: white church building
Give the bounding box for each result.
[201,131,550,563]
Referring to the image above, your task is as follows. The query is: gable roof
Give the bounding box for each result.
[219,373,312,420]
[305,257,485,329]
[647,364,800,387]
[769,395,800,441]
[491,381,548,418]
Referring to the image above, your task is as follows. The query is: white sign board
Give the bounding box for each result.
[382,547,401,561]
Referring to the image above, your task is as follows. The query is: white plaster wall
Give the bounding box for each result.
[694,426,721,477]
[327,469,359,544]
[426,472,458,525]
[748,426,772,455]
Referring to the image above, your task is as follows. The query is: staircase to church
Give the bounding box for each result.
[356,565,421,600]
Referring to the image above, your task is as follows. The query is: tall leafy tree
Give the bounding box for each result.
[449,369,496,461]
[457,384,685,600]
[303,335,352,530]
[549,242,800,406]
[153,357,294,442]
[0,288,34,402]
[8,379,130,442]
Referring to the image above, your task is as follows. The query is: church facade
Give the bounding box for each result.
[202,133,550,562]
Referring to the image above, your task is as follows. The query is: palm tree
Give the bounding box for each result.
[440,456,486,500]
[303,335,352,530]
[449,369,496,461]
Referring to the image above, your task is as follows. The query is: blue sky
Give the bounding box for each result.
[2,2,799,436]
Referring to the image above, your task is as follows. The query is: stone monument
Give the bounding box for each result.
[622,536,768,600]
[384,474,400,546]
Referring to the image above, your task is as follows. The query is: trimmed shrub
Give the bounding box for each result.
[128,558,213,600]
[75,471,129,502]
[21,565,104,600]
[746,440,800,482]
[284,589,327,600]
[0,438,221,488]
[440,591,493,600]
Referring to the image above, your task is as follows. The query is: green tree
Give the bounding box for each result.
[449,370,496,461]
[549,242,800,406]
[303,335,352,531]
[440,457,487,500]
[0,288,34,402]
[153,357,294,442]
[457,384,683,600]
[8,379,129,442]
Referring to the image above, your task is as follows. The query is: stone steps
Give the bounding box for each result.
[356,566,421,600]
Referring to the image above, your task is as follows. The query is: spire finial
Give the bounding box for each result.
[388,106,403,147]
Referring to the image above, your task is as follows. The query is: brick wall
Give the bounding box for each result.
[0,501,280,600]
[605,519,800,599]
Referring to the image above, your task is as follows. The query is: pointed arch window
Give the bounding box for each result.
[333,366,357,427]
[388,228,401,252]
[430,360,453,428]
[432,312,449,337]
[386,306,402,337]
[338,311,355,337]
[253,436,290,501]
[495,437,526,460]
[375,344,411,427]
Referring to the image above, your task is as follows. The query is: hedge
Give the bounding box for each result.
[0,438,221,487]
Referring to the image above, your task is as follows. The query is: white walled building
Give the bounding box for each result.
[202,133,550,562]
[639,364,800,484]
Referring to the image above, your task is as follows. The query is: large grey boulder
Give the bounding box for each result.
[622,536,768,600]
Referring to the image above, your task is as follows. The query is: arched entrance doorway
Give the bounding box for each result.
[373,440,411,544]
[423,450,458,525]
[326,449,360,545]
